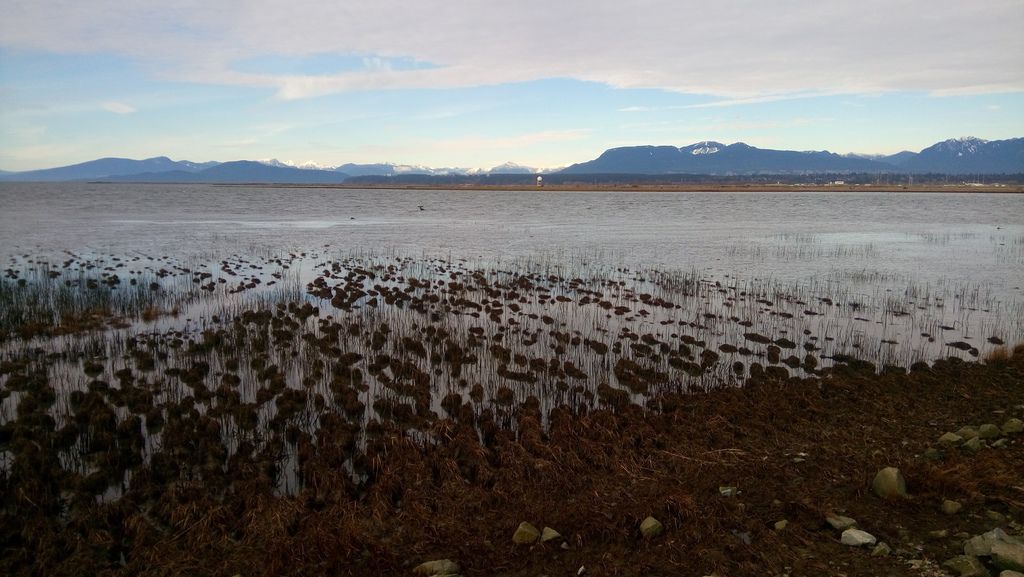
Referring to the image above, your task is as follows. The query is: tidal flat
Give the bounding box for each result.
[1,184,1023,576]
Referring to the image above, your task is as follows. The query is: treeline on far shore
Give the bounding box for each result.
[342,172,1024,188]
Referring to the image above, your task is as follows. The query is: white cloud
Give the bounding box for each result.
[682,92,838,109]
[1,1,1022,101]
[101,101,136,114]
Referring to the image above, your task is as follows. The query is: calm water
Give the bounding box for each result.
[2,183,1022,293]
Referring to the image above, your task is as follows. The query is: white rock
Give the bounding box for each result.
[540,526,562,543]
[992,541,1024,572]
[826,514,857,530]
[965,527,1020,557]
[841,528,877,547]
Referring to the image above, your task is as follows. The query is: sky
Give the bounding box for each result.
[1,0,1023,171]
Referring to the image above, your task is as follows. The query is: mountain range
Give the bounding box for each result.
[1,157,220,182]
[99,161,349,184]
[561,137,1024,175]
[1,137,1020,183]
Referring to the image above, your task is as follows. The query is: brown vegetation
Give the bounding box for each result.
[2,352,1022,576]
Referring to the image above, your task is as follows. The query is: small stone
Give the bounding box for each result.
[719,486,738,497]
[994,438,1009,448]
[826,515,858,530]
[963,436,984,453]
[413,559,460,576]
[980,423,1002,439]
[999,571,1024,577]
[957,426,980,440]
[987,510,1008,523]
[992,541,1024,572]
[540,527,562,543]
[872,467,908,499]
[1003,418,1024,435]
[774,520,788,531]
[872,542,892,557]
[943,555,991,577]
[964,528,1017,557]
[841,528,877,547]
[940,432,965,445]
[512,522,541,544]
[640,516,664,539]
[943,500,963,515]
[923,447,943,460]
[929,529,951,539]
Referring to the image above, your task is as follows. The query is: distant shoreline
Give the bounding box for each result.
[222,182,1024,193]
[3,180,1021,193]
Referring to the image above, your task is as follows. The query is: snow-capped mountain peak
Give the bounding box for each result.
[488,161,538,174]
[936,137,989,155]
[258,158,337,170]
[681,141,723,155]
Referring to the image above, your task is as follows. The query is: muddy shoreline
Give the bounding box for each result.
[3,350,1023,576]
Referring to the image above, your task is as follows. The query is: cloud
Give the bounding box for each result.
[2,1,1022,101]
[682,92,838,109]
[101,101,136,114]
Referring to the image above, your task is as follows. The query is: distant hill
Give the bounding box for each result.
[0,156,218,181]
[332,162,535,176]
[881,151,918,167]
[334,163,402,177]
[487,162,538,174]
[98,161,348,184]
[561,141,894,175]
[562,138,1024,175]
[847,150,917,166]
[897,137,1024,174]
[1,137,1021,182]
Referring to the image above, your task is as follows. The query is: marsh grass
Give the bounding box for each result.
[0,263,198,339]
[1,247,1020,497]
